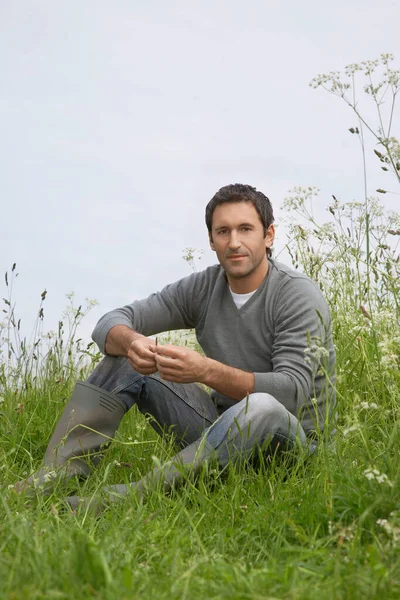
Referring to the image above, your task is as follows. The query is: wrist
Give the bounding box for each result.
[123,330,145,356]
[199,357,216,386]
[105,325,145,357]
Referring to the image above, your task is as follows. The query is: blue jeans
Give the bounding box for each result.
[87,356,313,468]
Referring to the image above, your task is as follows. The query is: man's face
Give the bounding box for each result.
[209,201,275,293]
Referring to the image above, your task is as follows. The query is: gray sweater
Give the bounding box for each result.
[93,259,336,433]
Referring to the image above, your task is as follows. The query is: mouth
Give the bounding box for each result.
[228,255,247,261]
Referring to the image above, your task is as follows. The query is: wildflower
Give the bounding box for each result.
[363,468,378,480]
[304,344,329,365]
[376,517,400,544]
[343,424,360,437]
[43,331,56,340]
[380,352,398,371]
[43,471,57,483]
[357,401,379,410]
[85,298,99,308]
[363,467,393,487]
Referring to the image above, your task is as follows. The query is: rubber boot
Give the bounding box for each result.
[14,381,127,495]
[65,436,216,514]
[111,437,212,497]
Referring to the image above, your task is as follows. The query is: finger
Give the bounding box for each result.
[158,364,184,377]
[129,347,157,361]
[129,356,156,370]
[129,353,156,364]
[154,354,178,368]
[137,367,158,375]
[154,344,184,358]
[128,360,157,375]
[135,345,157,358]
[158,371,182,382]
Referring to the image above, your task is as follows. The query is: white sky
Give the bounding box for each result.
[1,0,399,343]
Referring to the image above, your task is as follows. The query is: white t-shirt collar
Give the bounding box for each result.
[229,287,258,309]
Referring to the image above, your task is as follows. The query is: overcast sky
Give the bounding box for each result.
[1,0,399,344]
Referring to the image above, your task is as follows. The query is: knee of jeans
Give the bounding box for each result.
[243,393,288,425]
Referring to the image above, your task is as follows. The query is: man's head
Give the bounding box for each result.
[205,184,275,293]
[205,183,275,257]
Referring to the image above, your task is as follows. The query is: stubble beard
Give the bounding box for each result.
[224,252,265,280]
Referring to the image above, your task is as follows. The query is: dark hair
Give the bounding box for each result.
[205,183,274,256]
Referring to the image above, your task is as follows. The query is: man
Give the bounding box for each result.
[16,184,336,508]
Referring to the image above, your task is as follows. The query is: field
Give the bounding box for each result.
[1,57,400,599]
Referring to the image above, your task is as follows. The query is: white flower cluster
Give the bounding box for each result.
[283,186,320,212]
[304,344,330,365]
[377,515,400,545]
[343,423,360,437]
[380,352,399,371]
[363,467,393,487]
[356,401,379,410]
[43,470,57,483]
[310,54,399,93]
[328,519,355,536]
[378,335,400,369]
[374,310,399,330]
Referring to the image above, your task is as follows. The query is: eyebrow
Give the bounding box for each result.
[214,222,254,230]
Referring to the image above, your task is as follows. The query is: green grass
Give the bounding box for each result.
[0,395,399,599]
[1,277,400,599]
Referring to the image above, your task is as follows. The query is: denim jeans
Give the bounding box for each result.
[87,355,313,468]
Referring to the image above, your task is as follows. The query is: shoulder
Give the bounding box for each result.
[268,259,330,314]
[269,259,322,291]
[269,259,314,283]
[178,263,224,287]
[162,264,225,297]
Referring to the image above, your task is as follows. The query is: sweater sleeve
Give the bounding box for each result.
[253,278,332,415]
[92,271,205,353]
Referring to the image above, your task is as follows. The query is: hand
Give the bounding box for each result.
[154,344,207,384]
[127,337,158,374]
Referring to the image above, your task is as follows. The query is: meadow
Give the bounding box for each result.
[0,56,399,599]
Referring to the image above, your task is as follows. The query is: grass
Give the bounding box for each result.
[1,54,400,600]
[0,396,399,599]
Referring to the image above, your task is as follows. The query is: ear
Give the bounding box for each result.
[208,231,216,251]
[265,224,275,249]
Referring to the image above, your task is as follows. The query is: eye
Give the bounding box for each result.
[241,227,251,232]
[217,229,228,235]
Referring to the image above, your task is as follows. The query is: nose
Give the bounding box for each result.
[228,231,241,250]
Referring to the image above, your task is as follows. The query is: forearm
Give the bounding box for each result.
[201,358,255,401]
[104,325,146,357]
